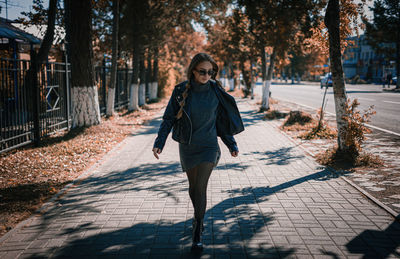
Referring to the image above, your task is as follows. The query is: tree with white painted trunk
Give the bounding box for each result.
[138,55,146,106]
[260,47,276,111]
[324,0,350,152]
[128,45,140,111]
[228,62,235,91]
[239,0,324,111]
[150,48,159,101]
[106,0,119,117]
[65,0,101,127]
[146,49,157,101]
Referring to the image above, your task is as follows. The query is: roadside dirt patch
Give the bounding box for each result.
[251,97,400,214]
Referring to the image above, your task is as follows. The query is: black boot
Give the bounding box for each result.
[191,218,204,250]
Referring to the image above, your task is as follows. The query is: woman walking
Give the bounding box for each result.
[152,53,244,250]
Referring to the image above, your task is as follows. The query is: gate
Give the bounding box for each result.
[1,58,133,153]
[0,59,71,153]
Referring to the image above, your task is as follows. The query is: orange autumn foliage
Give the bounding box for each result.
[158,27,206,96]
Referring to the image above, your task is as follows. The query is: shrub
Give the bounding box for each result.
[343,98,375,158]
[316,98,381,167]
[282,111,313,127]
[316,145,384,168]
[300,123,337,140]
[263,110,288,120]
[300,108,337,140]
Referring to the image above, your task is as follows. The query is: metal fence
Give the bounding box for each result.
[96,66,132,114]
[1,58,33,152]
[1,58,133,153]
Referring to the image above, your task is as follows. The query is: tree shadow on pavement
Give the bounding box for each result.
[26,161,183,237]
[239,109,266,128]
[250,146,305,165]
[23,163,357,258]
[45,184,295,258]
[126,116,164,137]
[346,220,400,258]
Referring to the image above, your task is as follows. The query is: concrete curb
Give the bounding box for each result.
[339,175,400,221]
[382,88,400,93]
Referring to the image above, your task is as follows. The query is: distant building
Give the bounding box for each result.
[0,17,66,62]
[0,17,41,59]
[12,23,65,61]
[343,34,396,83]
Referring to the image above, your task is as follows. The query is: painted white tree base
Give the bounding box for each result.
[149,82,158,100]
[261,80,271,110]
[138,83,146,106]
[128,83,139,111]
[106,87,115,117]
[71,86,101,127]
[229,78,234,91]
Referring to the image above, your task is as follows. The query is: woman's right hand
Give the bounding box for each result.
[152,148,161,159]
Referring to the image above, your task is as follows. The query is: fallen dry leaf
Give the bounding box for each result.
[0,98,168,238]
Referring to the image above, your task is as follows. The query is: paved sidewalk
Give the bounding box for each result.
[0,98,399,258]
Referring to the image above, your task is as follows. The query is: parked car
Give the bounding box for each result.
[320,72,332,88]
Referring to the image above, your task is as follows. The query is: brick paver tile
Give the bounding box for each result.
[0,98,399,258]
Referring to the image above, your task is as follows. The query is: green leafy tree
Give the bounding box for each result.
[238,0,325,110]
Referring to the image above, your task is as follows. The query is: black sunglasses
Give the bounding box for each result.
[196,69,215,76]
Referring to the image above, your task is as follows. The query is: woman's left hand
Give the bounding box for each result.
[231,151,239,157]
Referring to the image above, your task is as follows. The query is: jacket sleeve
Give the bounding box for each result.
[153,88,179,151]
[220,134,238,152]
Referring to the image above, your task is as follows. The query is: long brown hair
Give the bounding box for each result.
[176,53,221,119]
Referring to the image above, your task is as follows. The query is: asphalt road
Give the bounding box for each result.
[254,82,400,136]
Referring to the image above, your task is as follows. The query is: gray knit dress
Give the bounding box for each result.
[178,80,221,172]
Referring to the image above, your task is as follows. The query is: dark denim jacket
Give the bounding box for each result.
[153,80,244,152]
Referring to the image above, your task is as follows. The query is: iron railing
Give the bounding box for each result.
[96,66,132,114]
[1,58,133,153]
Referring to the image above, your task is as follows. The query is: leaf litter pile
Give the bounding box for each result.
[0,100,167,237]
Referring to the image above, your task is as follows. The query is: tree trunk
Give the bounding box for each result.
[146,50,154,100]
[150,47,159,100]
[260,46,267,109]
[222,64,228,88]
[128,45,140,111]
[106,0,119,117]
[250,60,254,99]
[324,0,349,152]
[229,62,235,91]
[261,47,275,111]
[25,0,57,146]
[138,53,146,106]
[291,66,295,84]
[26,0,57,106]
[37,0,57,64]
[240,60,251,97]
[66,0,100,127]
[396,39,399,89]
